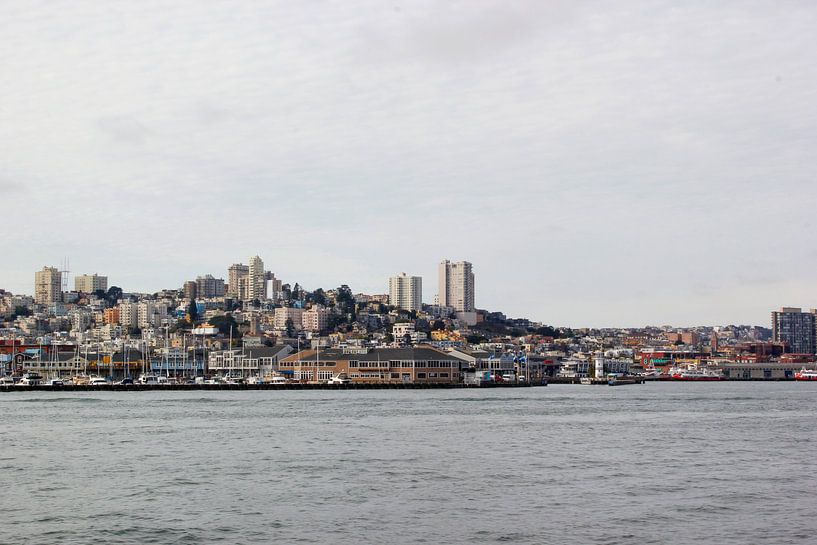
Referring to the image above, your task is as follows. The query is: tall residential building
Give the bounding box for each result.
[438,260,475,312]
[119,300,138,330]
[266,272,282,301]
[120,300,167,330]
[771,307,816,354]
[302,306,331,332]
[227,264,249,298]
[389,273,422,312]
[248,255,266,301]
[196,274,226,298]
[104,307,120,325]
[34,266,62,304]
[75,274,108,293]
[183,281,198,300]
[274,307,304,331]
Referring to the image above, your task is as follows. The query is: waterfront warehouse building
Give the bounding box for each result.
[279,346,467,383]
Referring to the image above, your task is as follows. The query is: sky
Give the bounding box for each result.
[2,0,816,328]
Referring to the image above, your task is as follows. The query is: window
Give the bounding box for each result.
[417,373,426,379]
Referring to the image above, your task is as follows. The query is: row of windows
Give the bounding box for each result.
[347,372,455,379]
[282,361,336,367]
[348,360,458,368]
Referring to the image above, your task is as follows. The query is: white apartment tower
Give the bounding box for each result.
[248,255,266,301]
[389,273,423,312]
[438,260,475,312]
[35,266,62,304]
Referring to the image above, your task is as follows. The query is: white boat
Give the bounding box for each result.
[670,366,723,381]
[222,375,245,385]
[16,373,43,386]
[138,374,159,385]
[579,377,592,385]
[795,368,817,381]
[327,373,351,385]
[266,374,288,385]
[88,376,109,386]
[0,376,15,387]
[71,374,90,386]
[45,378,65,387]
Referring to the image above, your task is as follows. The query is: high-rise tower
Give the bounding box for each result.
[35,266,62,304]
[389,273,422,312]
[248,255,266,301]
[438,260,474,312]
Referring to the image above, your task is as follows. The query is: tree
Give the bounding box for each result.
[535,326,559,337]
[327,313,345,331]
[187,299,199,323]
[105,286,123,308]
[432,320,446,331]
[210,314,241,338]
[11,306,32,319]
[335,285,356,320]
[285,317,296,338]
[169,319,189,333]
[402,333,413,346]
[310,288,328,306]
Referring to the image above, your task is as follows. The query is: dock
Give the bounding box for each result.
[0,381,545,392]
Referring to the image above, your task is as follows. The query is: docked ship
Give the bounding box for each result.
[669,366,724,381]
[794,368,817,381]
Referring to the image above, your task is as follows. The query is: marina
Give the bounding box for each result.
[1,380,542,392]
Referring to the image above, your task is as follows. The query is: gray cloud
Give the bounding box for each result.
[96,116,152,145]
[1,0,816,326]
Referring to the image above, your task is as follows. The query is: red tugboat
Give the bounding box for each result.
[794,368,817,381]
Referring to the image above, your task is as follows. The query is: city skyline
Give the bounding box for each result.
[11,256,816,331]
[2,1,817,327]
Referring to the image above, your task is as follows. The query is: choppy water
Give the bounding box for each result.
[1,382,816,544]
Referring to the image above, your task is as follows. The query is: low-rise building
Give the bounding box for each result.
[207,345,293,376]
[278,346,466,383]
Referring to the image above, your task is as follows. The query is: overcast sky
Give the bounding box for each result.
[2,1,816,328]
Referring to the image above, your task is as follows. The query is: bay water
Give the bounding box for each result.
[1,382,816,544]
